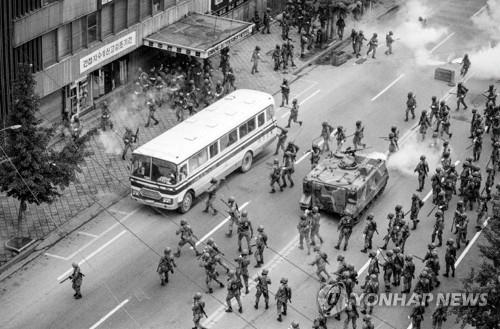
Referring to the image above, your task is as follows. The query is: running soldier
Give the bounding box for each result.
[174,220,201,257]
[203,178,218,215]
[410,194,424,230]
[418,110,432,140]
[309,246,330,282]
[410,305,425,329]
[335,215,354,251]
[476,195,488,230]
[366,33,378,59]
[456,82,469,110]
[234,249,251,294]
[237,210,254,254]
[361,213,377,253]
[286,99,303,128]
[254,225,268,268]
[381,213,396,250]
[297,214,311,254]
[157,247,176,286]
[320,121,334,154]
[225,271,243,313]
[206,238,230,273]
[460,54,471,77]
[402,255,415,293]
[308,206,324,245]
[200,252,225,293]
[414,155,429,192]
[254,269,271,309]
[274,126,288,155]
[225,196,239,237]
[353,120,366,149]
[225,67,236,92]
[270,159,283,193]
[336,16,346,40]
[354,30,366,58]
[144,100,159,127]
[192,292,207,329]
[385,31,394,55]
[484,84,497,106]
[405,92,417,121]
[276,278,292,322]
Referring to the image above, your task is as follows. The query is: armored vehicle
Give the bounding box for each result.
[300,149,389,220]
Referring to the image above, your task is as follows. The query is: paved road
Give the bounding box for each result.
[0,0,494,328]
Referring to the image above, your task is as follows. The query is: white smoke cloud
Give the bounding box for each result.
[96,130,122,155]
[471,0,500,41]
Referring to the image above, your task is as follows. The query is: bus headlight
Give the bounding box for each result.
[163,197,173,204]
[132,190,140,197]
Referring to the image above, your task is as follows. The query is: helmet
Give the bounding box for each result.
[447,238,454,244]
[432,96,437,101]
[436,167,442,172]
[322,121,329,126]
[228,270,236,276]
[258,225,264,232]
[412,193,418,199]
[408,92,413,97]
[356,120,362,125]
[241,249,248,255]
[405,255,413,261]
[431,250,438,256]
[388,213,395,219]
[283,78,288,84]
[291,321,299,329]
[457,200,464,205]
[214,255,221,261]
[391,126,397,131]
[364,315,372,321]
[428,243,435,249]
[386,250,393,256]
[273,158,279,164]
[72,262,78,268]
[395,205,402,211]
[389,31,393,35]
[293,98,298,103]
[241,210,248,217]
[180,219,187,225]
[422,109,427,114]
[436,210,443,216]
[389,133,395,138]
[210,178,217,184]
[207,238,215,245]
[164,247,172,254]
[472,108,477,113]
[393,247,401,253]
[458,82,462,86]
[367,213,374,219]
[300,214,307,220]
[443,140,449,145]
[420,155,426,160]
[262,269,269,275]
[312,206,319,213]
[370,274,378,280]
[337,255,345,261]
[443,152,449,158]
[440,100,445,106]
[228,196,235,203]
[280,277,288,284]
[369,251,377,257]
[194,292,202,299]
[400,219,406,226]
[373,33,378,37]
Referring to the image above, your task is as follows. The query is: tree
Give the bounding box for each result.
[452,218,500,329]
[0,63,95,245]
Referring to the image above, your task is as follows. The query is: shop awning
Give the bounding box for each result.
[143,13,253,59]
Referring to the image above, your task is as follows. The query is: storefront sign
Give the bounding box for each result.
[206,26,252,57]
[80,32,136,74]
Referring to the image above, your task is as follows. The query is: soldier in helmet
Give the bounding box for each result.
[402,255,415,293]
[144,99,160,127]
[418,110,432,140]
[310,144,321,169]
[432,301,448,329]
[281,78,290,107]
[429,96,439,123]
[175,220,201,257]
[335,214,354,251]
[456,82,469,110]
[414,155,429,192]
[344,292,360,328]
[385,31,394,55]
[68,262,84,299]
[366,33,378,59]
[225,196,240,237]
[234,249,251,294]
[361,273,379,315]
[410,303,425,329]
[320,121,334,154]
[431,210,445,247]
[392,247,404,287]
[410,194,424,230]
[274,126,288,156]
[237,210,254,254]
[460,53,471,76]
[192,292,207,329]
[206,238,230,273]
[157,247,176,286]
[255,269,271,309]
[297,214,311,254]
[286,98,303,128]
[353,120,366,149]
[214,81,224,100]
[203,178,218,215]
[443,239,456,277]
[476,195,488,230]
[307,206,323,245]
[281,148,296,189]
[381,213,396,250]
[441,151,451,170]
[254,225,268,268]
[362,315,375,329]
[334,254,348,276]
[309,246,330,282]
[405,91,417,121]
[270,158,283,193]
[122,127,137,160]
[225,270,243,313]
[334,126,346,153]
[276,277,292,322]
[361,213,377,252]
[382,250,395,292]
[454,213,469,249]
[472,133,483,161]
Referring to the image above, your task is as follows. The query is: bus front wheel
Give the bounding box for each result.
[179,191,194,213]
[240,151,253,173]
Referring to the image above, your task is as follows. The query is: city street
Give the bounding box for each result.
[0,0,496,329]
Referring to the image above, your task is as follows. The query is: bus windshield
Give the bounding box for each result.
[132,155,178,185]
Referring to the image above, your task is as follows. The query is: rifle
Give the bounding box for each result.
[379,136,389,140]
[133,128,139,143]
[404,209,412,217]
[59,276,71,284]
[200,304,208,318]
[412,254,424,261]
[426,204,438,217]
[411,124,420,131]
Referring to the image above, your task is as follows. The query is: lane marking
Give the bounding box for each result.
[294,81,317,99]
[471,5,486,18]
[57,230,127,282]
[45,252,68,261]
[455,217,489,267]
[295,151,311,164]
[195,201,250,246]
[358,250,381,276]
[280,89,321,118]
[111,209,131,216]
[78,231,99,238]
[89,299,129,329]
[430,32,455,54]
[371,74,405,102]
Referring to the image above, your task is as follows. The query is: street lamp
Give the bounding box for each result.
[0,125,22,132]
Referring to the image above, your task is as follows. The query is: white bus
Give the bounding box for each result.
[130,89,277,213]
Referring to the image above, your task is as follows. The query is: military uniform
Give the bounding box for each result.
[237,212,254,254]
[361,274,379,315]
[254,270,271,309]
[382,251,394,292]
[344,294,360,329]
[414,156,429,191]
[334,126,346,152]
[321,122,334,154]
[443,240,456,277]
[192,293,207,329]
[234,251,251,294]
[353,121,366,149]
[418,110,432,139]
[410,305,425,329]
[366,34,378,59]
[476,196,488,230]
[402,255,415,293]
[431,211,444,247]
[69,264,84,299]
[157,248,176,285]
[174,220,201,257]
[410,194,424,229]
[297,215,311,254]
[270,159,283,193]
[225,197,240,237]
[203,178,218,215]
[361,214,377,252]
[254,225,268,267]
[262,9,271,34]
[405,92,417,121]
[225,272,243,313]
[309,208,324,245]
[309,248,330,282]
[456,83,469,110]
[281,79,290,107]
[276,279,292,322]
[274,126,288,156]
[281,150,296,188]
[286,100,303,128]
[385,31,394,55]
[144,100,159,127]
[432,303,448,329]
[200,253,225,293]
[335,215,354,251]
[454,213,469,249]
[122,128,136,160]
[392,248,404,287]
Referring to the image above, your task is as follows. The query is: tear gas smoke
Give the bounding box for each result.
[387,133,443,176]
[366,152,387,161]
[97,130,122,155]
[471,0,500,41]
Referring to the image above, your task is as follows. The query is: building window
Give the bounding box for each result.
[113,0,127,33]
[42,30,57,68]
[14,0,42,18]
[128,0,140,25]
[42,0,59,5]
[101,4,113,38]
[87,13,98,44]
[141,0,152,19]
[165,0,176,9]
[72,19,82,51]
[57,24,72,59]
[13,37,43,73]
[152,0,163,14]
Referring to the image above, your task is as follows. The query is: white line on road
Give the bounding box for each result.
[294,81,318,99]
[111,209,131,216]
[430,32,455,54]
[89,299,129,329]
[195,202,250,246]
[371,74,405,102]
[280,89,321,118]
[358,250,381,275]
[295,151,311,164]
[471,5,486,18]
[57,230,127,282]
[45,252,68,260]
[78,231,99,238]
[455,217,489,267]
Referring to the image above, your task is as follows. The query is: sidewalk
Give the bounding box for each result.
[0,0,398,273]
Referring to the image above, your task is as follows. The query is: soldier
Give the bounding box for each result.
[174,220,201,257]
[144,100,159,127]
[272,45,281,71]
[335,214,354,251]
[122,127,137,160]
[405,92,417,121]
[353,120,366,149]
[225,196,239,237]
[309,206,324,245]
[336,16,346,40]
[463,179,476,211]
[254,269,271,309]
[485,167,495,199]
[460,53,471,77]
[361,213,377,252]
[429,96,439,123]
[428,250,441,288]
[476,195,488,230]
[237,210,253,254]
[310,145,321,169]
[441,151,451,171]
[361,274,379,315]
[286,99,303,128]
[254,225,268,267]
[234,249,250,294]
[297,214,311,254]
[344,292,360,329]
[68,263,84,299]
[402,255,415,293]
[455,213,469,249]
[262,8,271,34]
[281,79,290,107]
[354,30,366,58]
[392,247,404,287]
[203,178,218,215]
[214,81,224,100]
[351,29,358,54]
[388,131,399,154]
[70,113,82,141]
[286,39,296,68]
[270,158,283,193]
[410,304,425,329]
[225,270,243,313]
[206,238,230,273]
[334,126,346,153]
[409,194,424,230]
[192,292,207,329]
[276,277,292,322]
[381,213,396,250]
[200,252,225,293]
[157,247,176,286]
[100,101,113,131]
[225,67,236,92]
[470,109,480,137]
[456,82,469,110]
[251,46,261,74]
[385,31,394,55]
[443,238,456,278]
[310,246,330,282]
[418,110,432,140]
[362,315,375,329]
[414,155,429,192]
[472,134,482,161]
[366,33,378,59]
[320,121,334,154]
[432,301,448,329]
[484,84,497,106]
[382,250,395,292]
[280,150,294,189]
[440,109,453,138]
[431,210,444,247]
[435,100,450,132]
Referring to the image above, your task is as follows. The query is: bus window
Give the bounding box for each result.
[189,148,209,172]
[132,155,151,180]
[265,105,274,120]
[239,123,248,138]
[178,164,188,183]
[221,129,238,149]
[247,117,256,133]
[209,141,219,158]
[257,112,265,127]
[152,158,177,185]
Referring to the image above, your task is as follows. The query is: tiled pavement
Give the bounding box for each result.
[0,0,397,268]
